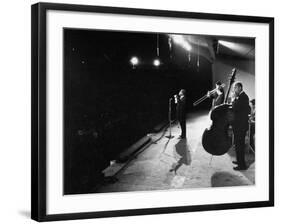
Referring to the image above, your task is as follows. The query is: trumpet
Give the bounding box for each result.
[193,83,225,106]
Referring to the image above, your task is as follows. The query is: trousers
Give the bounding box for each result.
[233,129,247,167]
[179,119,186,138]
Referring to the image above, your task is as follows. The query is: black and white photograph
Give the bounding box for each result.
[30,2,274,222]
[63,29,256,195]
[1,0,280,223]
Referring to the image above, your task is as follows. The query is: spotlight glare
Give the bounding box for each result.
[171,35,192,51]
[172,35,185,45]
[130,56,139,66]
[218,40,236,48]
[217,40,245,52]
[182,42,192,51]
[153,59,161,67]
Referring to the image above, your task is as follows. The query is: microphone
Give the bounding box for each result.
[173,94,179,104]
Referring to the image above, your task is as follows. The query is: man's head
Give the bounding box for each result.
[179,89,186,97]
[215,81,222,86]
[233,82,243,95]
[215,81,223,90]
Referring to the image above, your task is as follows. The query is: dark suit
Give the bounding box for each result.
[176,95,186,138]
[232,91,251,168]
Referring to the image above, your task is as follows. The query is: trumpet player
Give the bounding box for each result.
[207,81,225,109]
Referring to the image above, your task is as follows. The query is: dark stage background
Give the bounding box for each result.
[63,29,212,194]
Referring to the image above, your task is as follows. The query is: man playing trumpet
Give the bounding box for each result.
[207,81,225,109]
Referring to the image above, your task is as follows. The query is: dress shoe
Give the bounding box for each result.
[233,166,247,171]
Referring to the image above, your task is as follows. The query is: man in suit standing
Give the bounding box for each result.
[232,82,251,170]
[174,89,186,139]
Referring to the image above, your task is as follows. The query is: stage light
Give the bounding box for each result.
[171,35,192,51]
[218,40,236,49]
[182,42,192,51]
[130,56,139,66]
[218,40,245,53]
[172,35,185,45]
[153,59,161,67]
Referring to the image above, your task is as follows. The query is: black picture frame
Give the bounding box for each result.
[31,2,274,222]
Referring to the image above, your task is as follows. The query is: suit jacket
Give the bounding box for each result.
[232,91,251,132]
[176,96,186,121]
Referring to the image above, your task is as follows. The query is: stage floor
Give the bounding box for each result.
[96,110,255,193]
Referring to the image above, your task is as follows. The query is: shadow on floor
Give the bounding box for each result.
[170,138,192,173]
[18,210,30,218]
[227,144,255,168]
[211,171,250,187]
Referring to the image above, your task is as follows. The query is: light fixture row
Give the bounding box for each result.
[129,35,192,68]
[130,56,161,68]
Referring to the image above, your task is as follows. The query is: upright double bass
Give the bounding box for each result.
[202,68,237,156]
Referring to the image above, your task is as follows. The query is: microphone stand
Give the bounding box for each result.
[166,98,174,139]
